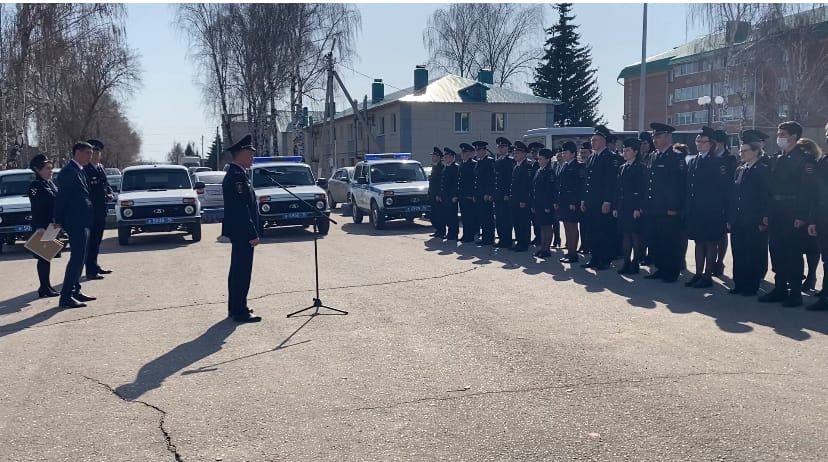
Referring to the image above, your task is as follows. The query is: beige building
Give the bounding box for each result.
[304,68,558,172]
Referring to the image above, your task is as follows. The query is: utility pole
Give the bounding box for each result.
[638,3,648,132]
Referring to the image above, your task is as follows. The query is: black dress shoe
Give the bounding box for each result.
[74,292,97,302]
[86,274,105,280]
[685,275,702,287]
[552,240,561,248]
[233,315,262,323]
[782,293,803,308]
[644,271,663,280]
[38,287,60,298]
[692,276,713,288]
[759,289,788,303]
[59,298,87,309]
[97,268,113,275]
[560,255,579,264]
[728,287,742,295]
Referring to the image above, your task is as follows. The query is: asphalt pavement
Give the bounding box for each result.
[1,211,827,461]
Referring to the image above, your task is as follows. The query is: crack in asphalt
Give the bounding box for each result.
[1,267,478,332]
[343,371,794,413]
[75,373,184,462]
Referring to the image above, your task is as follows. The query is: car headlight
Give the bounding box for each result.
[122,208,133,218]
[385,197,394,206]
[315,200,325,210]
[184,205,195,215]
[261,203,271,213]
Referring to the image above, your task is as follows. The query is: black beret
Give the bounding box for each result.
[527,142,545,152]
[699,126,716,140]
[495,137,511,147]
[650,122,675,135]
[432,146,443,157]
[713,129,728,143]
[623,138,642,151]
[227,134,256,154]
[513,141,528,152]
[581,141,592,150]
[459,143,474,152]
[593,124,611,139]
[638,132,653,143]
[29,154,49,171]
[538,148,555,159]
[442,147,457,157]
[86,139,104,150]
[561,141,578,153]
[740,129,768,144]
[472,141,488,149]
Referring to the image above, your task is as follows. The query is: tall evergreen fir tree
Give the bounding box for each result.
[206,132,223,171]
[531,3,603,126]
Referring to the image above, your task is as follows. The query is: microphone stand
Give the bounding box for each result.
[260,170,347,318]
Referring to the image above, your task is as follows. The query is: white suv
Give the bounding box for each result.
[116,165,203,245]
[350,154,430,230]
[0,169,35,253]
[250,157,331,236]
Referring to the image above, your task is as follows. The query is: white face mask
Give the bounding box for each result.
[776,137,790,150]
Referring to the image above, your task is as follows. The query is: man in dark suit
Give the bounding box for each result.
[54,142,97,308]
[458,143,478,242]
[494,137,515,248]
[222,134,262,323]
[510,141,533,251]
[473,140,496,245]
[428,147,445,237]
[642,123,687,283]
[439,148,460,240]
[712,129,738,276]
[581,125,620,270]
[84,139,114,280]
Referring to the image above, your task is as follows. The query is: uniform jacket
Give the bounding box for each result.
[222,163,259,242]
[615,160,646,213]
[729,161,771,228]
[474,155,496,198]
[510,159,533,205]
[28,177,58,230]
[458,159,477,197]
[83,163,113,211]
[644,147,687,215]
[583,148,620,208]
[440,162,459,200]
[54,160,93,231]
[769,145,817,221]
[532,165,556,211]
[685,154,730,218]
[556,160,585,209]
[495,155,515,200]
[428,162,444,201]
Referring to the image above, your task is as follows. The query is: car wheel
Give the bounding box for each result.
[117,226,130,246]
[352,199,364,224]
[370,201,385,230]
[190,221,202,242]
[316,218,330,235]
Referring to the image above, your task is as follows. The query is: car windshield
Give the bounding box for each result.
[369,162,426,183]
[108,176,122,192]
[0,172,35,197]
[195,173,225,184]
[251,165,315,188]
[121,169,192,192]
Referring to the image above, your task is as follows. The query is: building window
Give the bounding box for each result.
[672,61,702,78]
[674,110,708,126]
[347,123,353,141]
[391,114,397,133]
[491,113,506,132]
[379,116,385,135]
[454,112,470,133]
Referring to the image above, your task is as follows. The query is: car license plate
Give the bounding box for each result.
[284,212,311,219]
[145,217,173,225]
[15,225,32,232]
[405,206,427,212]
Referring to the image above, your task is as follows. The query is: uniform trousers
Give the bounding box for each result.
[511,205,531,248]
[647,215,683,279]
[476,198,495,244]
[60,226,89,301]
[817,219,828,296]
[85,213,106,275]
[585,209,614,265]
[442,200,459,239]
[429,197,443,232]
[459,198,477,240]
[228,240,254,317]
[768,212,806,292]
[730,224,768,294]
[495,199,512,245]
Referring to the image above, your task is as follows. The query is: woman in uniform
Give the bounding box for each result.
[614,138,647,274]
[555,141,584,264]
[799,138,824,294]
[532,148,557,258]
[27,154,60,298]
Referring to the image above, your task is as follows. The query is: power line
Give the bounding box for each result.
[339,64,404,91]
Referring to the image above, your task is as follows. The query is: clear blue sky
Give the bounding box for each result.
[124,3,705,162]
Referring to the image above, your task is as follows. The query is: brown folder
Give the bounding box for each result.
[24,229,64,261]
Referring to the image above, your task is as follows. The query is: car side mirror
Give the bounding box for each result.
[194,181,206,190]
[357,176,368,185]
[316,178,328,188]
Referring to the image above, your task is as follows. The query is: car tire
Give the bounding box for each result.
[190,221,202,242]
[352,199,364,224]
[316,218,330,235]
[117,226,130,246]
[370,201,385,230]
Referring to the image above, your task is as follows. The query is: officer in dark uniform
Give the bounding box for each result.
[555,141,584,263]
[728,131,771,296]
[758,121,817,307]
[510,141,533,251]
[527,142,544,246]
[439,148,460,240]
[577,141,592,255]
[83,139,114,280]
[222,134,262,323]
[473,140,496,245]
[614,138,647,274]
[494,137,515,248]
[642,123,687,283]
[684,126,730,288]
[54,142,97,308]
[28,154,60,297]
[532,148,557,258]
[458,143,478,242]
[428,147,445,237]
[710,129,738,276]
[806,122,828,310]
[580,125,620,270]
[607,133,624,260]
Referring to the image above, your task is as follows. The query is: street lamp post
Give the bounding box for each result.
[697,95,725,126]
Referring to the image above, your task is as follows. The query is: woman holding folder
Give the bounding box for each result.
[27,154,60,297]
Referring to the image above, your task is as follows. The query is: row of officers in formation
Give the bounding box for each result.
[427,120,828,311]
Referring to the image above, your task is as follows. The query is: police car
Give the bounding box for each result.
[115,165,203,245]
[350,153,430,230]
[0,169,35,253]
[250,156,331,236]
